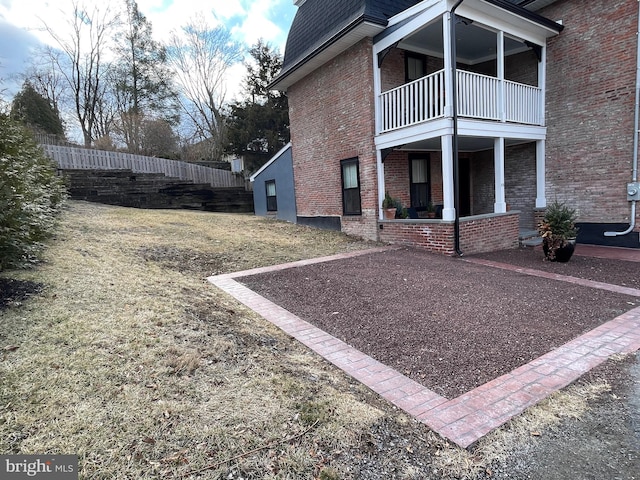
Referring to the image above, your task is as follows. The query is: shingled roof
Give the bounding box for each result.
[273,0,561,90]
[283,0,422,71]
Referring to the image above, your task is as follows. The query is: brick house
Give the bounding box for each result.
[265,0,640,254]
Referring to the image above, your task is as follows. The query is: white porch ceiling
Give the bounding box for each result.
[399,20,530,65]
[398,136,531,152]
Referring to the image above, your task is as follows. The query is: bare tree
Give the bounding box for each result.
[22,46,68,120]
[42,1,119,146]
[167,19,242,161]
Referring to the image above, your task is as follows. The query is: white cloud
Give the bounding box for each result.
[214,0,245,20]
[0,0,296,107]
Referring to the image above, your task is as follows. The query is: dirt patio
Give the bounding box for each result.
[210,244,640,456]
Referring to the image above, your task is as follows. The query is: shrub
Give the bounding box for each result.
[538,200,578,261]
[0,114,67,270]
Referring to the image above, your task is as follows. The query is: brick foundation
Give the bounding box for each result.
[378,212,520,255]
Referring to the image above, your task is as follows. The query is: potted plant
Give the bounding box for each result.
[538,200,579,262]
[382,192,397,219]
[425,202,436,219]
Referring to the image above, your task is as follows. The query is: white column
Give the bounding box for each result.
[536,139,546,208]
[494,137,506,213]
[539,44,547,126]
[441,135,455,221]
[443,12,454,118]
[372,44,382,134]
[377,149,386,219]
[497,31,505,122]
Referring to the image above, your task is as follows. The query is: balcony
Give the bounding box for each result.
[378,69,543,134]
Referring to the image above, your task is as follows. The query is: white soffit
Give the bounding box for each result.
[459,0,561,44]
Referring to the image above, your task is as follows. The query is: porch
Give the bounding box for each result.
[379,68,543,133]
[378,208,520,256]
[371,0,561,254]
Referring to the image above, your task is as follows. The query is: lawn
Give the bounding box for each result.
[0,201,615,479]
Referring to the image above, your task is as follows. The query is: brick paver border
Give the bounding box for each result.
[208,248,640,449]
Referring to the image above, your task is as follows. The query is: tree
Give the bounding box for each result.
[0,114,66,270]
[226,39,289,159]
[11,81,65,135]
[111,0,178,153]
[167,19,242,161]
[140,118,178,158]
[43,1,119,147]
[22,46,68,121]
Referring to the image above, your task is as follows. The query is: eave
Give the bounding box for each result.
[270,19,386,91]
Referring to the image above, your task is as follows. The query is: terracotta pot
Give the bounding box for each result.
[383,208,396,220]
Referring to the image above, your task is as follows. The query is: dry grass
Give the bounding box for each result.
[0,201,619,479]
[431,381,612,478]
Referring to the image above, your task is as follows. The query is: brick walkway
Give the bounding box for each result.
[208,246,640,449]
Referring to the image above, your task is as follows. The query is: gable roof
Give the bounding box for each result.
[271,0,562,91]
[249,143,292,182]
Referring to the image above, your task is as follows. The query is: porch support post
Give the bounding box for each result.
[497,31,505,122]
[376,149,385,219]
[443,12,454,118]
[536,139,546,208]
[494,137,507,213]
[372,39,382,135]
[441,134,455,221]
[539,44,547,125]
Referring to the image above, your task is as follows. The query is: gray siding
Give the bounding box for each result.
[252,145,297,223]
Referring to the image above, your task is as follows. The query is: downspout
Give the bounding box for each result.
[604,2,640,238]
[451,0,464,255]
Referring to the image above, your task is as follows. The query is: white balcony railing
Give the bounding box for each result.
[379,69,543,133]
[505,80,542,125]
[379,69,445,132]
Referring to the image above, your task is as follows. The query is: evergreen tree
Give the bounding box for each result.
[111,0,179,153]
[11,82,65,135]
[0,114,66,270]
[226,39,289,159]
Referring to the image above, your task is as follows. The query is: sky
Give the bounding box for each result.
[0,0,297,101]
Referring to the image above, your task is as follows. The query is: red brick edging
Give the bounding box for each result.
[208,248,640,449]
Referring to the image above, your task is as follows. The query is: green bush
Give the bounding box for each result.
[0,114,66,270]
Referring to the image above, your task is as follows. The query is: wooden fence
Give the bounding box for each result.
[41,144,248,189]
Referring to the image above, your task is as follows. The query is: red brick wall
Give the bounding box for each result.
[430,152,443,204]
[505,143,537,229]
[459,213,520,254]
[505,50,538,86]
[288,38,378,240]
[540,0,638,226]
[472,150,494,215]
[383,150,446,208]
[383,151,410,207]
[378,212,519,255]
[380,48,405,92]
[378,221,456,254]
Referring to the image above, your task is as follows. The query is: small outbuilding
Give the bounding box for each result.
[250,143,297,224]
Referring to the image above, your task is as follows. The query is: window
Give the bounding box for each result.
[341,158,361,215]
[265,180,277,211]
[410,156,430,208]
[405,53,426,82]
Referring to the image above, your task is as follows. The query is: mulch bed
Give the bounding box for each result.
[240,247,640,399]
